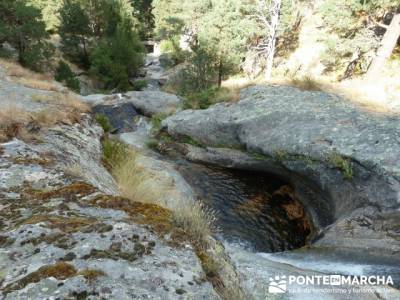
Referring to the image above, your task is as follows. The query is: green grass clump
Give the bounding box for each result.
[102,138,128,170]
[179,136,204,147]
[328,152,353,180]
[183,87,239,110]
[150,112,168,132]
[146,139,159,150]
[132,79,148,91]
[95,113,112,133]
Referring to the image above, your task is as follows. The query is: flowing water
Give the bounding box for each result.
[174,160,312,253]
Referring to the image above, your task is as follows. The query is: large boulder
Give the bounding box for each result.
[93,103,139,133]
[124,90,182,116]
[82,91,182,117]
[162,85,400,258]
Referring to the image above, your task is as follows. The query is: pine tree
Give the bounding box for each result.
[90,20,144,91]
[197,0,258,86]
[59,0,92,67]
[132,0,155,40]
[0,0,54,71]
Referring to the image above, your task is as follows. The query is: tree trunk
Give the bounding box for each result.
[264,0,281,80]
[218,61,223,88]
[365,13,400,81]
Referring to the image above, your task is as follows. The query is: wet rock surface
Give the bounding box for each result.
[93,102,139,133]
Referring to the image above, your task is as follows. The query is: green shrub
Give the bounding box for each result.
[184,90,214,110]
[182,87,238,110]
[95,114,112,133]
[55,61,80,92]
[145,139,159,150]
[65,77,80,92]
[132,79,148,91]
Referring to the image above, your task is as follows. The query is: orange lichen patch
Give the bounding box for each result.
[91,196,173,233]
[12,156,54,167]
[78,269,106,282]
[90,195,187,246]
[34,182,96,201]
[22,215,95,233]
[3,262,77,294]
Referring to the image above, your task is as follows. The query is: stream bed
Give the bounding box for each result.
[173,160,313,253]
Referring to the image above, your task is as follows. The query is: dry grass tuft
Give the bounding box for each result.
[109,144,216,248]
[112,149,162,204]
[227,74,398,114]
[63,163,87,180]
[0,107,33,142]
[0,102,88,143]
[288,76,323,91]
[31,92,90,113]
[16,77,60,91]
[0,59,59,91]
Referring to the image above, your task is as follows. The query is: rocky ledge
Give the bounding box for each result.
[162,85,400,259]
[0,80,218,299]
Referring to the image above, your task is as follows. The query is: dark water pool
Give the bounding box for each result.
[174,161,312,253]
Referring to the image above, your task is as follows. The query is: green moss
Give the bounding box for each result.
[250,151,269,161]
[81,244,148,262]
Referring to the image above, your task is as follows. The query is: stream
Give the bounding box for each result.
[117,52,400,297]
[173,160,312,253]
